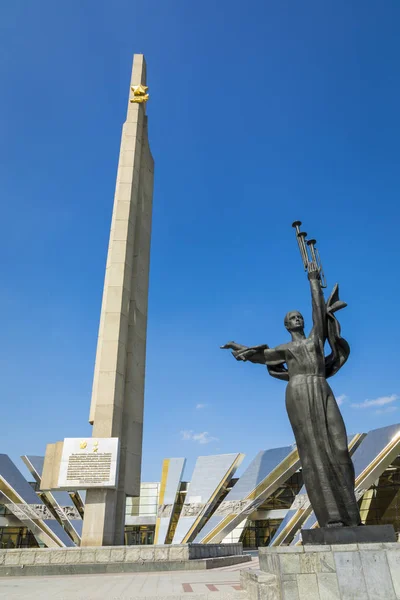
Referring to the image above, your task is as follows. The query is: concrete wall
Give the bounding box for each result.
[0,543,243,567]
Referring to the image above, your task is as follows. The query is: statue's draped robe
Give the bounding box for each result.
[267,284,360,528]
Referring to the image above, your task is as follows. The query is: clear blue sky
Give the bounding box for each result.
[1,1,400,483]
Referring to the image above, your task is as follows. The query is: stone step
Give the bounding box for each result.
[0,554,251,578]
[123,594,249,600]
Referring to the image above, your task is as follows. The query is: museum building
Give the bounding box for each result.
[0,422,399,549]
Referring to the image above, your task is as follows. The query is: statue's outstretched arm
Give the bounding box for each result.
[221,342,248,353]
[309,266,327,342]
[221,342,268,364]
[221,341,286,366]
[263,346,287,365]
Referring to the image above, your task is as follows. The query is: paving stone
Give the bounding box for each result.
[80,550,96,563]
[357,543,383,550]
[64,550,81,564]
[299,552,319,574]
[49,550,67,564]
[154,547,169,561]
[277,546,304,553]
[140,547,155,561]
[317,552,335,573]
[304,545,331,553]
[241,569,280,600]
[95,548,111,563]
[169,546,186,561]
[386,549,400,598]
[334,551,368,600]
[281,579,300,600]
[110,547,125,562]
[296,574,319,600]
[4,551,20,566]
[279,553,301,575]
[360,549,396,599]
[34,550,52,565]
[316,572,340,600]
[125,547,141,562]
[260,551,280,575]
[19,551,36,565]
[331,544,358,552]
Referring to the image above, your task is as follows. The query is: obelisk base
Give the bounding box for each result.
[81,489,122,547]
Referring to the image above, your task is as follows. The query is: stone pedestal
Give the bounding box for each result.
[302,524,396,546]
[241,543,400,600]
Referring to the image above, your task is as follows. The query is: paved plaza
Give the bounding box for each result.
[0,556,257,600]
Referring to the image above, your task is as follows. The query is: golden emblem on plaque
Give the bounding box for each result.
[93,440,99,453]
[130,84,149,104]
[80,441,87,449]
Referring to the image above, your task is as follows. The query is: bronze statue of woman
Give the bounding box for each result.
[222,261,361,529]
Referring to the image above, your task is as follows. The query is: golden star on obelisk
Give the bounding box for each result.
[130,84,149,104]
[131,84,148,96]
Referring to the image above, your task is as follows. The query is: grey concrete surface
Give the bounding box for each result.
[0,554,251,578]
[256,543,400,600]
[0,555,259,599]
[0,543,245,575]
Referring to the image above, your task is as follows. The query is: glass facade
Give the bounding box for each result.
[241,519,282,549]
[241,472,303,548]
[124,525,155,545]
[360,463,400,531]
[126,482,159,518]
[0,527,38,549]
[124,482,159,545]
[259,472,303,512]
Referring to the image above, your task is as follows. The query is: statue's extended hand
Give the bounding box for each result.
[221,341,241,351]
[307,262,320,280]
[236,348,258,361]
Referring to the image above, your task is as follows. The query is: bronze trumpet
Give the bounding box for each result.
[292,221,327,288]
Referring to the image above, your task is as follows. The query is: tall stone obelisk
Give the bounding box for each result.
[81,54,154,546]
